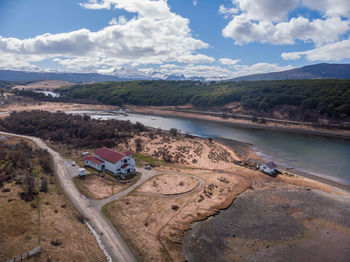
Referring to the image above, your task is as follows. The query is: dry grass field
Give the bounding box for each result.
[74,174,140,199]
[0,135,106,262]
[103,168,252,262]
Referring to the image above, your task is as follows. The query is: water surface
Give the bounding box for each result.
[67,110,350,185]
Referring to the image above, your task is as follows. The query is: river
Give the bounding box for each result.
[35,91,60,98]
[67,110,350,186]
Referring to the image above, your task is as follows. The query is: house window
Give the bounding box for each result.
[117,169,121,171]
[124,159,127,163]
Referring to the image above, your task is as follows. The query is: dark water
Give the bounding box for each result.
[67,111,350,185]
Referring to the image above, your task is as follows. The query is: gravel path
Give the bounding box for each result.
[0,131,137,262]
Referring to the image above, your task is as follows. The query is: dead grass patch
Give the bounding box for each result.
[103,167,251,262]
[74,174,139,199]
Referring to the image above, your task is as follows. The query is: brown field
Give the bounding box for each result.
[0,136,106,262]
[102,133,350,262]
[0,101,115,117]
[74,174,140,199]
[103,166,253,262]
[136,174,200,196]
[13,80,74,90]
[127,134,239,170]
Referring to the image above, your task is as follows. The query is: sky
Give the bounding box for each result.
[0,0,350,79]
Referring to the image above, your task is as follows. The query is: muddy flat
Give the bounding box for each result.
[183,181,350,262]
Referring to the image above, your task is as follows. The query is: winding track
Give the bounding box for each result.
[0,131,137,262]
[91,173,204,210]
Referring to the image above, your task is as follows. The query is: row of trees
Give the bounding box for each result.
[54,79,350,120]
[0,111,148,149]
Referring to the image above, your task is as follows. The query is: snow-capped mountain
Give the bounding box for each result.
[108,67,205,81]
[110,67,154,80]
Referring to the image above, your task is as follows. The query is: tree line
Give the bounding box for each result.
[0,110,148,149]
[53,79,350,120]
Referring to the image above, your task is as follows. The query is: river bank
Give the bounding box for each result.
[127,106,350,140]
[215,136,350,193]
[61,108,350,189]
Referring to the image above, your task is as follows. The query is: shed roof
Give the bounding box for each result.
[95,147,125,163]
[84,156,104,165]
[265,162,277,169]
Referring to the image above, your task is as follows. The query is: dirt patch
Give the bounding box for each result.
[103,166,252,262]
[74,174,139,199]
[13,80,74,90]
[136,174,200,196]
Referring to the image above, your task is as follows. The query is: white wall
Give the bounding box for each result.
[94,154,136,175]
[84,160,103,171]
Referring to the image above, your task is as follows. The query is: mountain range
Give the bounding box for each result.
[0,63,349,83]
[232,63,350,81]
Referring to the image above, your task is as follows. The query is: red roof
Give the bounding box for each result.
[95,147,125,163]
[123,151,133,156]
[84,156,104,165]
[121,164,129,169]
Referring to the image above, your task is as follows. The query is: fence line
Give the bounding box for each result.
[6,246,41,262]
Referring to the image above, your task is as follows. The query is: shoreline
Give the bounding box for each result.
[7,106,348,193]
[216,137,350,193]
[127,106,350,140]
[66,108,350,193]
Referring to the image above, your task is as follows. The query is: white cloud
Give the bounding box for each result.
[302,0,350,18]
[282,39,350,61]
[222,15,349,46]
[218,5,238,19]
[192,0,197,7]
[221,0,350,49]
[0,0,213,72]
[219,58,240,65]
[156,62,294,80]
[109,16,127,25]
[232,63,294,77]
[232,0,299,22]
[80,0,170,18]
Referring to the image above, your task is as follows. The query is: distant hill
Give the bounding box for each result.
[233,63,350,81]
[0,70,125,83]
[1,63,350,83]
[0,69,205,82]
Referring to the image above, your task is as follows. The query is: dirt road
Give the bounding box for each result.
[0,131,137,262]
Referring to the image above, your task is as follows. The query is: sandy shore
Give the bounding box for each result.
[216,136,350,193]
[0,101,116,118]
[127,105,350,139]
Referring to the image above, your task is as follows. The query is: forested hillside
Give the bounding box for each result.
[0,111,147,148]
[0,80,25,89]
[57,80,350,120]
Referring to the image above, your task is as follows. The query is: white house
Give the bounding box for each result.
[84,147,135,175]
[260,162,277,175]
